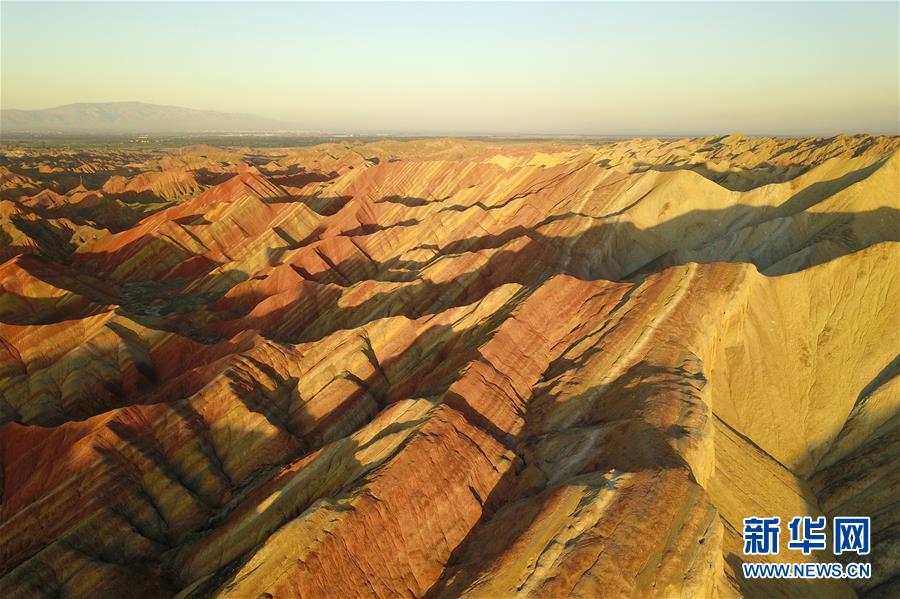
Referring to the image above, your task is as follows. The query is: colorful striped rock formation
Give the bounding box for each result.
[0,135,898,598]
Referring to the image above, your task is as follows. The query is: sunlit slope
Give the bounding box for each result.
[0,135,897,598]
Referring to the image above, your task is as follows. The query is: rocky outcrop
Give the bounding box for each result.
[0,135,897,598]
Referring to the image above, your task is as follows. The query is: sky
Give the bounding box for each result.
[1,1,898,135]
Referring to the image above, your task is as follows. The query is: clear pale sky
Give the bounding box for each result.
[2,1,898,135]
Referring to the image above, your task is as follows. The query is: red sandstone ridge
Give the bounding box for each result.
[0,136,898,598]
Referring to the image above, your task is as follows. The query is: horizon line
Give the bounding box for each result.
[2,129,898,140]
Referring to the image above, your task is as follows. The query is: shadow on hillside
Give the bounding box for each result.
[49,190,899,346]
[630,159,807,191]
[6,180,898,596]
[217,203,896,343]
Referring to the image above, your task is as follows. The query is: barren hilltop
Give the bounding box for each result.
[0,134,898,597]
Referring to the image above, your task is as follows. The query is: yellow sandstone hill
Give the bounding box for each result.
[0,135,897,598]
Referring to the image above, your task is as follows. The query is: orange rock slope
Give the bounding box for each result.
[0,135,898,598]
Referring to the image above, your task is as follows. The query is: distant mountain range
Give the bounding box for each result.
[0,102,291,133]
